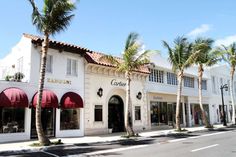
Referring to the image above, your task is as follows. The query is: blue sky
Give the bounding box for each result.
[1,0,236,59]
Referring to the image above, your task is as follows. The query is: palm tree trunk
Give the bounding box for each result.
[176,70,183,131]
[198,64,211,128]
[36,33,51,145]
[125,71,134,136]
[230,66,236,124]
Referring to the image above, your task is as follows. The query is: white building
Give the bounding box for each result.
[0,34,235,143]
[146,53,234,129]
[0,34,88,142]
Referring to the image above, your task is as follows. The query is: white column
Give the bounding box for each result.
[187,101,192,127]
[182,98,186,127]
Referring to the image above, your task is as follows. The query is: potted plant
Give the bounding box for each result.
[13,72,24,82]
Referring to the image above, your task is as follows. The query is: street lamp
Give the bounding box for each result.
[220,84,228,126]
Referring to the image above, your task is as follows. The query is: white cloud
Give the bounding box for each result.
[187,24,211,37]
[215,35,236,46]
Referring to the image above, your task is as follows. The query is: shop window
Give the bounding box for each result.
[184,76,194,88]
[60,109,80,130]
[167,72,178,85]
[0,108,25,133]
[149,69,164,83]
[94,105,103,122]
[67,58,78,76]
[135,106,141,120]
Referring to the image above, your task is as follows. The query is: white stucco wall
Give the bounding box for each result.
[84,65,149,135]
[0,36,32,82]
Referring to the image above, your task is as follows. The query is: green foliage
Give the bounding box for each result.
[192,38,221,67]
[4,72,25,82]
[28,0,76,35]
[30,139,63,147]
[99,32,155,74]
[5,75,12,81]
[163,36,196,73]
[219,43,236,67]
[13,72,25,82]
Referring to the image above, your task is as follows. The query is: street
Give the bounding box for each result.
[1,127,236,157]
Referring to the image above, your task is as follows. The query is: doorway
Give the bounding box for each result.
[108,95,124,133]
[31,108,56,138]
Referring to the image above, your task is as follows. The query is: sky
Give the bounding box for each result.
[1,0,236,59]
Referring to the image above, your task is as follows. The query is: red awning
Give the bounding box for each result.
[0,87,29,107]
[32,90,58,108]
[60,92,83,109]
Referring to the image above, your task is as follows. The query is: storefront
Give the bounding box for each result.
[84,52,150,135]
[0,87,31,142]
[190,104,210,126]
[148,93,187,129]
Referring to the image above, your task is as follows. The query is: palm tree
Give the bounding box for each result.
[219,43,236,124]
[28,0,76,145]
[193,38,221,128]
[163,37,198,131]
[100,32,153,136]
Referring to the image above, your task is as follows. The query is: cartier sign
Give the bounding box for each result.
[111,79,126,87]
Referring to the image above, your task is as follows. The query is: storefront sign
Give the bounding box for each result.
[111,79,126,87]
[47,78,71,85]
[153,96,163,100]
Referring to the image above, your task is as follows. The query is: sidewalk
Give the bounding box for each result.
[0,124,226,153]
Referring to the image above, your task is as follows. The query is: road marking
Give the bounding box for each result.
[191,144,219,152]
[168,138,186,143]
[81,144,148,156]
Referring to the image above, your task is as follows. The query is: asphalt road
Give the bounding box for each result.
[1,127,236,157]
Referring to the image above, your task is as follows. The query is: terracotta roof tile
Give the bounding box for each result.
[23,33,149,74]
[85,51,150,74]
[23,33,93,55]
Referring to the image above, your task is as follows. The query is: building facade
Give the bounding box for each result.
[0,34,88,142]
[0,34,235,143]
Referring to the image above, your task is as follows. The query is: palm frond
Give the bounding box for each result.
[125,32,139,51]
[28,0,76,35]
[28,0,44,32]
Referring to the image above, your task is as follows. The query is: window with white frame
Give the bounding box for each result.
[149,69,164,83]
[198,79,207,90]
[202,80,207,90]
[167,72,177,85]
[135,106,141,120]
[212,76,217,94]
[46,55,53,73]
[184,76,194,88]
[67,58,78,76]
[17,57,23,72]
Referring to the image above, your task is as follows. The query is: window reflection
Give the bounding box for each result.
[0,108,25,133]
[60,109,80,130]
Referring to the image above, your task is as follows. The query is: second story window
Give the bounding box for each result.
[149,69,164,83]
[212,76,217,94]
[184,76,194,88]
[46,55,53,73]
[67,58,78,76]
[202,80,207,90]
[167,72,177,85]
[17,57,23,72]
[198,79,207,90]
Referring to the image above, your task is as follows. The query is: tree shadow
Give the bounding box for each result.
[44,138,155,156]
[150,133,198,139]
